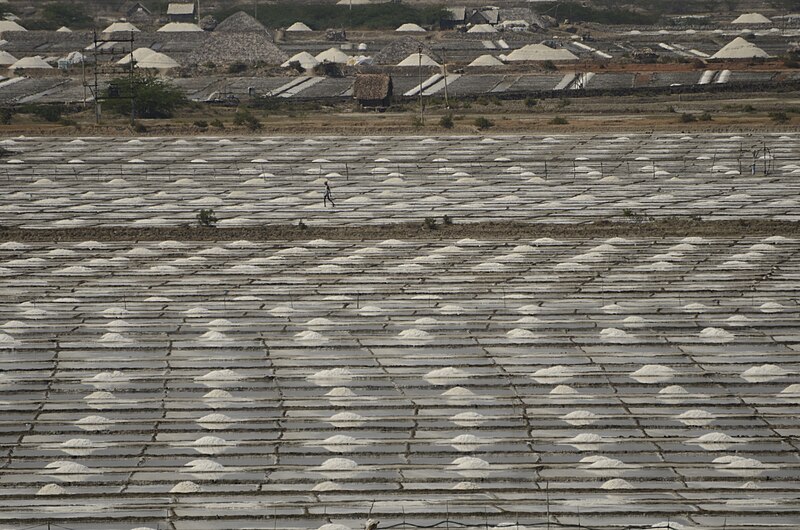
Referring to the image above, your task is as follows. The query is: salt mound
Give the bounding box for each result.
[550,385,578,396]
[532,365,574,383]
[439,304,465,315]
[700,327,734,341]
[683,303,708,312]
[451,456,491,469]
[601,478,633,489]
[59,438,97,456]
[37,483,66,495]
[622,316,647,328]
[197,413,237,429]
[779,384,800,397]
[170,481,201,493]
[448,434,488,451]
[424,367,470,384]
[98,332,131,344]
[676,409,715,426]
[190,436,234,455]
[312,481,340,492]
[0,333,19,346]
[319,457,358,471]
[328,412,366,427]
[759,302,785,313]
[45,461,92,475]
[318,525,352,530]
[319,435,364,452]
[562,410,599,426]
[296,330,327,342]
[184,459,226,473]
[507,328,537,340]
[726,315,751,326]
[358,305,383,315]
[325,387,358,398]
[450,411,486,427]
[630,365,675,383]
[565,433,603,443]
[600,328,631,340]
[580,456,627,469]
[398,328,432,340]
[688,432,738,449]
[308,368,353,385]
[741,364,788,382]
[453,481,478,490]
[199,330,230,342]
[75,415,114,430]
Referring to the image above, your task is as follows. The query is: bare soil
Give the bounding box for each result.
[3,219,798,242]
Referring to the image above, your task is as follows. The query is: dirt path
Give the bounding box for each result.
[3,220,798,242]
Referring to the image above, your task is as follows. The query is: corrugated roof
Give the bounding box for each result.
[168,3,196,15]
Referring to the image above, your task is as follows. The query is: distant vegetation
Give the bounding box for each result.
[213,2,447,31]
[25,2,94,30]
[103,74,186,119]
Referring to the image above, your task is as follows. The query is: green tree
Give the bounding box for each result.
[27,2,93,30]
[103,74,186,119]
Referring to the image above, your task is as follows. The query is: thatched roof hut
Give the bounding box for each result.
[353,73,392,109]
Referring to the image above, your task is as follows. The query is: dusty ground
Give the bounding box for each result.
[2,88,798,137]
[3,219,799,242]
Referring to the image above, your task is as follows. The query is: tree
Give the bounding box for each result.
[103,74,186,119]
[26,2,93,30]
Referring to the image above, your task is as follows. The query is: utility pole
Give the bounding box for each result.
[418,45,424,125]
[442,46,449,109]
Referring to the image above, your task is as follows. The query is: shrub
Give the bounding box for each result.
[227,61,247,74]
[442,214,453,225]
[423,217,437,230]
[770,111,790,124]
[194,120,209,129]
[524,97,538,108]
[197,209,217,227]
[557,98,571,108]
[297,219,307,230]
[542,60,557,71]
[133,122,148,133]
[103,74,186,119]
[699,112,712,121]
[474,117,494,130]
[210,118,225,129]
[439,114,454,129]
[680,113,696,123]
[411,116,424,129]
[549,116,568,125]
[0,107,11,125]
[233,109,262,130]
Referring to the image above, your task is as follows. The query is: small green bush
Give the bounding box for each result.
[439,114,454,129]
[411,116,424,128]
[549,116,568,125]
[680,113,696,123]
[699,112,712,121]
[770,111,790,124]
[423,217,437,230]
[0,107,12,125]
[193,120,209,129]
[442,214,453,225]
[233,109,262,131]
[227,61,247,74]
[524,97,538,108]
[210,118,224,129]
[197,209,217,227]
[474,117,494,130]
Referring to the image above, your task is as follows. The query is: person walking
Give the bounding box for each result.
[323,181,335,207]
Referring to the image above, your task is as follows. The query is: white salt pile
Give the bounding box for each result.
[450,456,491,477]
[311,481,340,492]
[37,483,66,495]
[439,304,465,315]
[170,481,201,493]
[759,302,785,313]
[398,328,432,340]
[562,410,599,426]
[0,333,20,347]
[447,434,489,452]
[630,365,675,384]
[318,457,358,472]
[452,482,478,490]
[196,369,244,384]
[59,438,97,456]
[726,315,751,326]
[308,368,353,386]
[550,385,579,396]
[600,328,631,341]
[675,409,715,426]
[199,330,230,342]
[196,413,237,429]
[424,367,470,384]
[319,435,365,453]
[450,411,487,427]
[44,461,93,478]
[741,364,789,383]
[700,327,734,342]
[296,330,328,342]
[561,433,605,449]
[328,412,366,427]
[325,387,358,399]
[532,365,574,383]
[189,436,234,455]
[601,478,633,490]
[622,316,647,328]
[506,328,538,341]
[580,455,628,469]
[75,415,114,431]
[688,432,738,450]
[98,332,132,344]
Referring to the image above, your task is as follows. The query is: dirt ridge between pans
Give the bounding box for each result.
[2,220,800,242]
